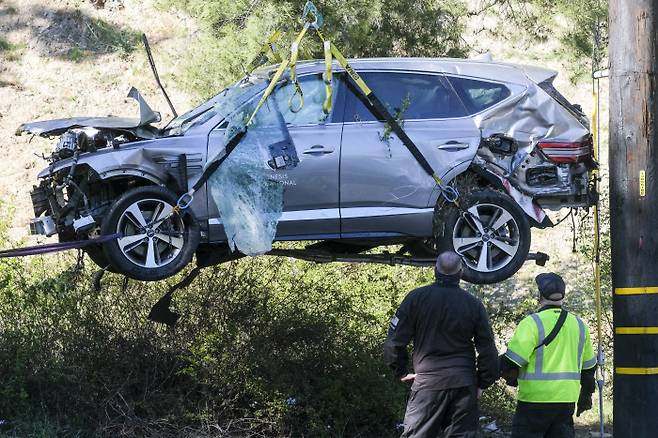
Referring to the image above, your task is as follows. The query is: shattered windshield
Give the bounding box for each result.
[206,85,299,255]
[204,72,335,256]
[164,73,270,136]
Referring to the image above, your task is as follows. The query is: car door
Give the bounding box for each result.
[268,73,344,238]
[339,71,481,237]
[207,73,344,241]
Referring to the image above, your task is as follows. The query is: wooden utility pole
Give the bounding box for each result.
[609,1,658,436]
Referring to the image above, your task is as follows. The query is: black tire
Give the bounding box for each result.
[85,245,118,272]
[100,186,200,281]
[437,190,531,284]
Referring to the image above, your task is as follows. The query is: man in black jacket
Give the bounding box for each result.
[384,251,499,438]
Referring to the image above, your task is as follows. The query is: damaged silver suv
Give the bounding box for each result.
[18,58,595,284]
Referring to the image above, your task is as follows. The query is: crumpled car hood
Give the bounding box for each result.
[15,87,161,138]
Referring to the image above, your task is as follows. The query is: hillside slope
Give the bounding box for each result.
[0,0,196,238]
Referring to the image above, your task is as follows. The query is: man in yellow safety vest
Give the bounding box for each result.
[500,273,597,437]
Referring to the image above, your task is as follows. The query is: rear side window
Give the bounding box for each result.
[447,77,511,113]
[344,72,469,122]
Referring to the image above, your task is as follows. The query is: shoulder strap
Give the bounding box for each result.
[534,310,568,351]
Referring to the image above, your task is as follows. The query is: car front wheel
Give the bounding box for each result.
[437,190,531,284]
[100,186,200,281]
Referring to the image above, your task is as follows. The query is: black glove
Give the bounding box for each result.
[576,368,596,417]
[576,392,592,417]
[499,354,519,387]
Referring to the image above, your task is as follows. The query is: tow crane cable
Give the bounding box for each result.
[0,233,122,258]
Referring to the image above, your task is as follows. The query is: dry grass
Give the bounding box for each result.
[0,0,196,239]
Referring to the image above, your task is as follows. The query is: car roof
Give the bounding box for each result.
[289,57,557,85]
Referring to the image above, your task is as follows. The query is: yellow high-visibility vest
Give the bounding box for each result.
[505,308,596,403]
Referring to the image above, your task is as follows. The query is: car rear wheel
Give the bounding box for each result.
[101,186,200,281]
[437,190,530,284]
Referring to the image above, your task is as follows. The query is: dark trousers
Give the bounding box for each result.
[511,401,575,438]
[401,385,478,438]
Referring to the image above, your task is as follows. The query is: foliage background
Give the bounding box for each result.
[159,0,468,98]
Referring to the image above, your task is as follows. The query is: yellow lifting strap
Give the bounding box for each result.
[246,59,290,127]
[245,23,312,126]
[591,74,605,438]
[315,27,458,204]
[288,23,310,113]
[244,31,283,74]
[322,39,333,114]
[249,6,458,206]
[317,28,371,96]
[245,2,455,203]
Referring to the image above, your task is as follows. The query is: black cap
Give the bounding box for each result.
[535,273,566,301]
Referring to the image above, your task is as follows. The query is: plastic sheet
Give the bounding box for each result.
[206,90,298,256]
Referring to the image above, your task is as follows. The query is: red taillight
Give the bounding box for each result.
[537,137,593,164]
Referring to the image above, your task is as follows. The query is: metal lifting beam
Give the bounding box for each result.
[264,249,549,268]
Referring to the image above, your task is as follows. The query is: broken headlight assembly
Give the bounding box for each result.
[29,179,65,237]
[29,156,97,237]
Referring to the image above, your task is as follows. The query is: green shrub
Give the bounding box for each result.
[67,47,85,62]
[0,237,438,436]
[159,0,468,98]
[0,37,11,51]
[86,17,140,56]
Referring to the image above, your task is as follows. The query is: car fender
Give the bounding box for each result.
[37,143,191,186]
[428,161,547,225]
[427,160,472,206]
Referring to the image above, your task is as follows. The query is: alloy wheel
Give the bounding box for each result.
[452,203,521,273]
[115,198,185,269]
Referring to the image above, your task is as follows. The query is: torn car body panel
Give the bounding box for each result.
[16,87,161,139]
[36,139,205,185]
[470,79,593,210]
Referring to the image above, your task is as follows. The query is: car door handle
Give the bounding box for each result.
[302,145,334,154]
[436,141,470,151]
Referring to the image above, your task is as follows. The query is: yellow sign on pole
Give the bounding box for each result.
[640,170,646,197]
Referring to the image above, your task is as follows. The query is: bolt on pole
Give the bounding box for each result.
[609,1,658,436]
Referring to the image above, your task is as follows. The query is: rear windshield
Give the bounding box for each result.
[538,80,587,123]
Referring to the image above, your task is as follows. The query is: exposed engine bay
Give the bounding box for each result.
[20,87,166,239]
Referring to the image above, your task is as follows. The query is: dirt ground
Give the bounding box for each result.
[0,0,195,240]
